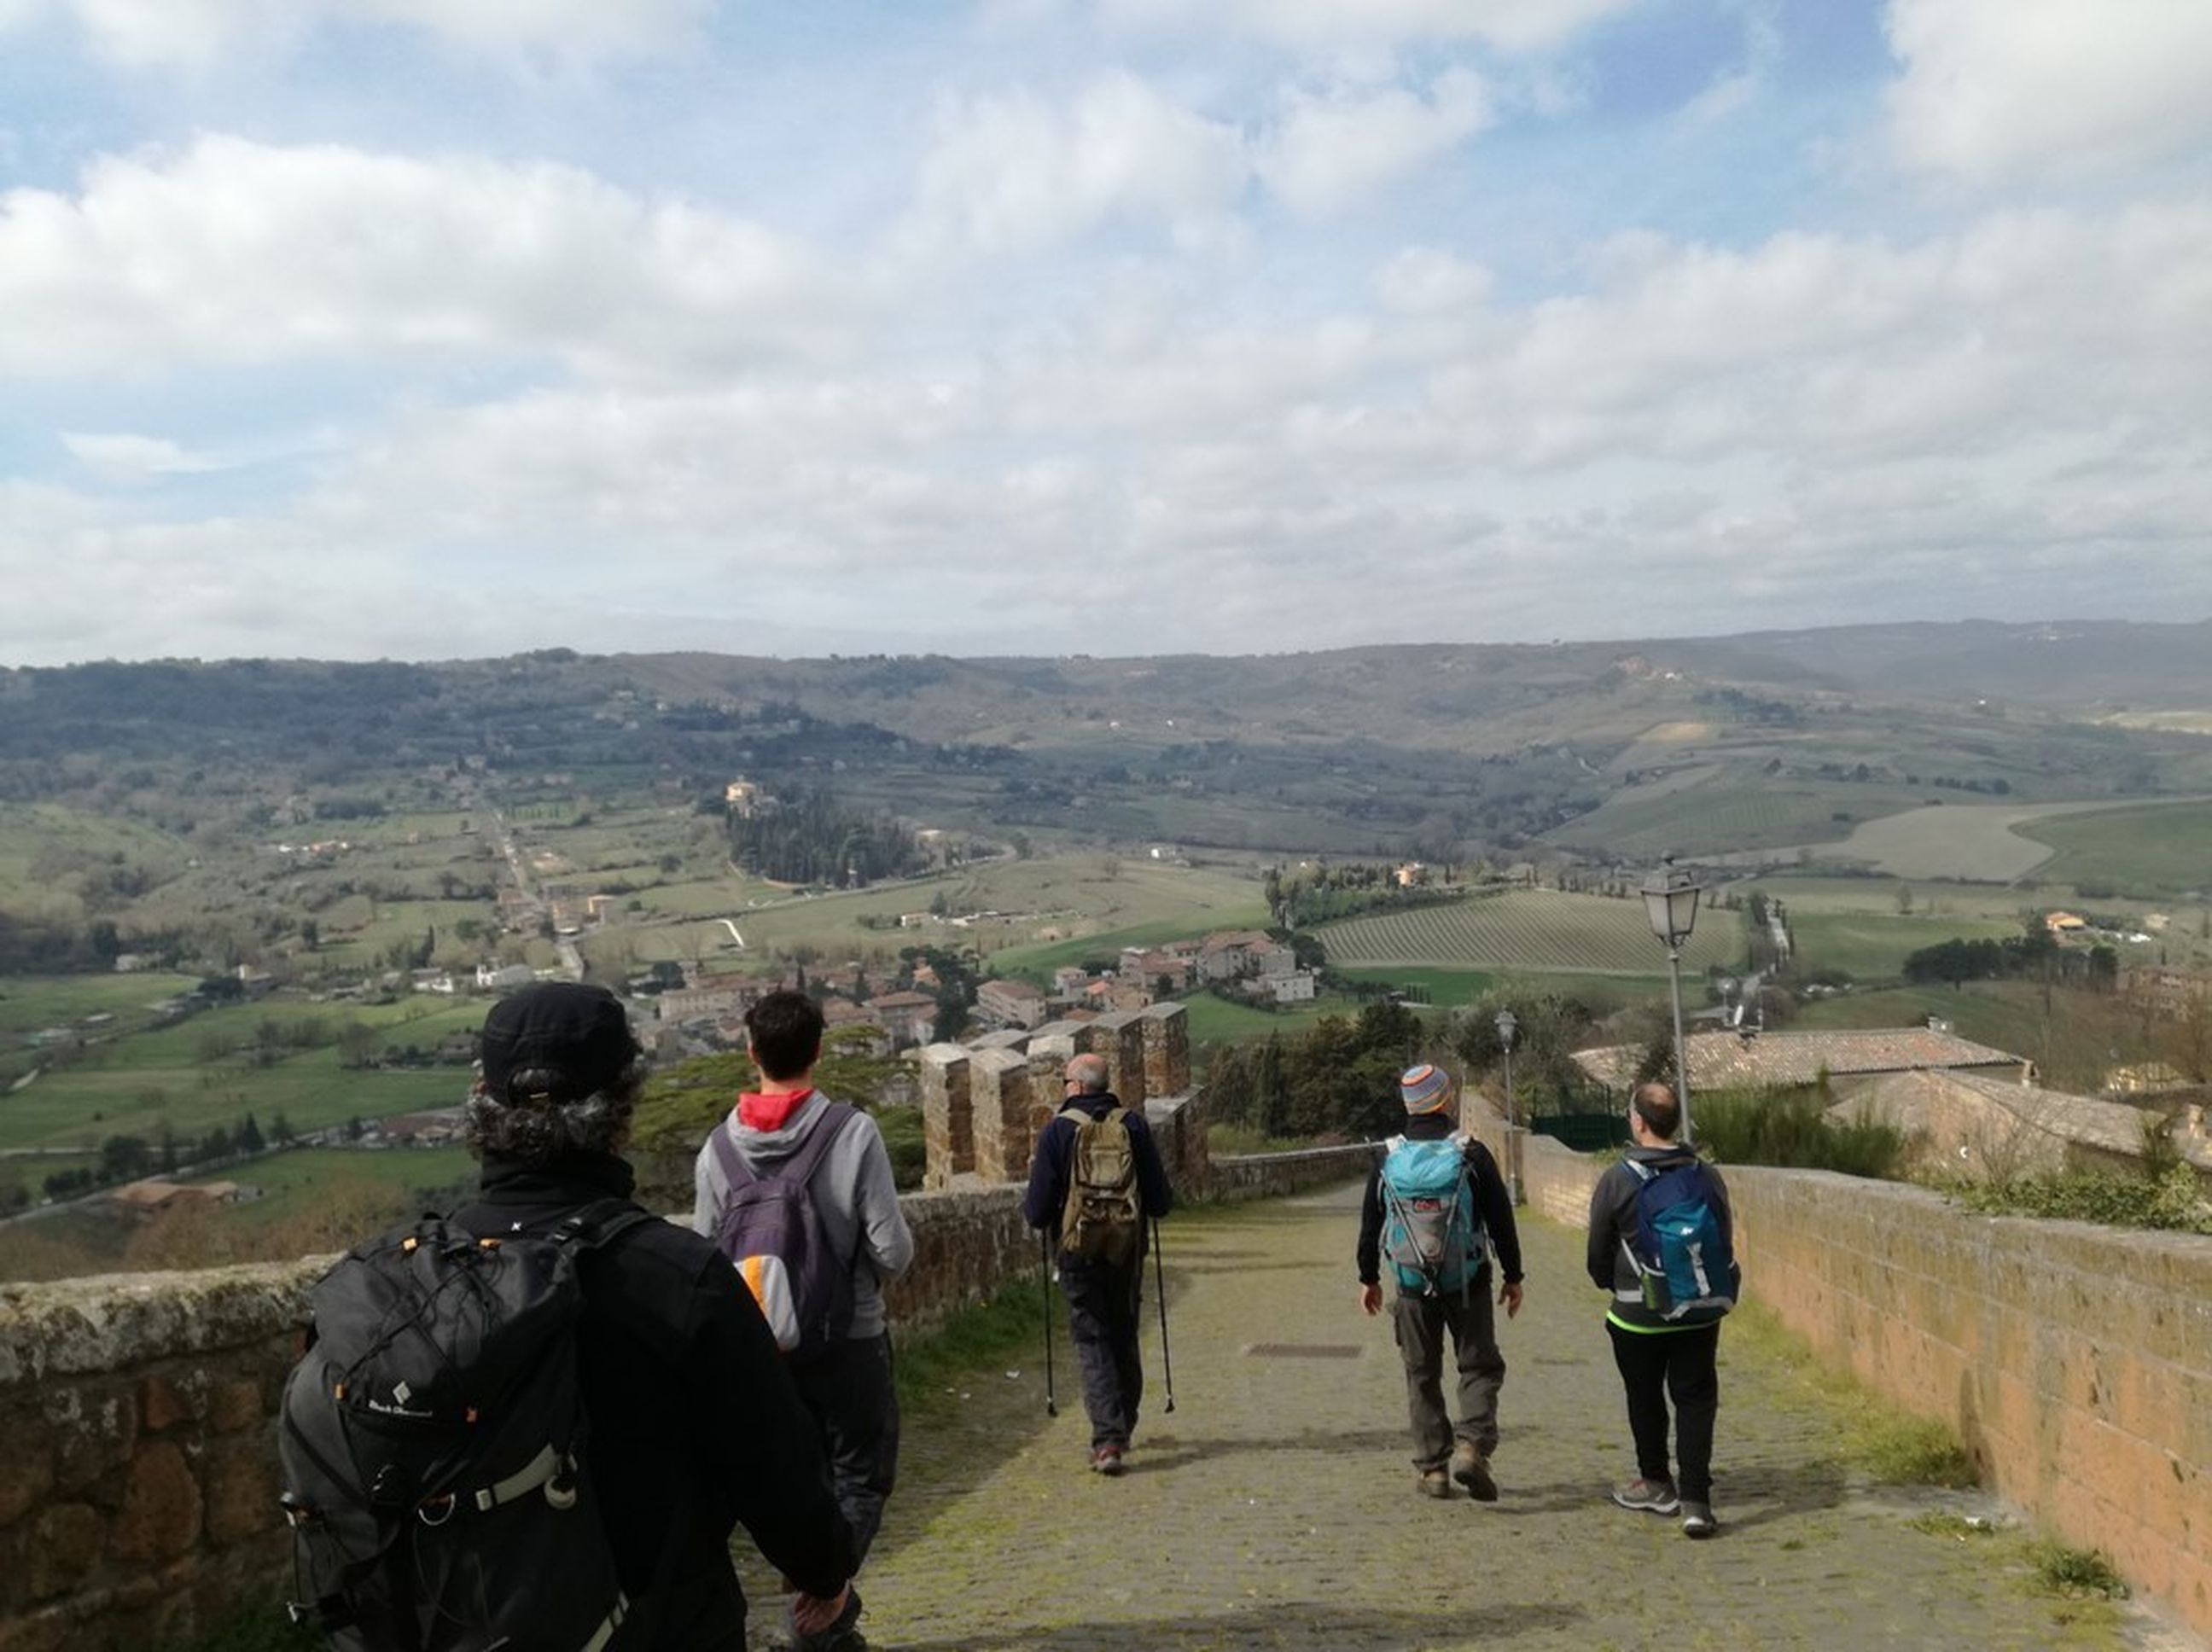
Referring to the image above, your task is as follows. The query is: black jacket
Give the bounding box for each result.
[451,1152,854,1631]
[1356,1114,1523,1288]
[1023,1090,1174,1247]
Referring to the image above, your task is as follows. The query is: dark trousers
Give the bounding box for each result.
[1389,1283,1505,1471]
[1061,1257,1144,1450]
[614,1563,746,1652]
[790,1331,899,1566]
[1608,1320,1720,1503]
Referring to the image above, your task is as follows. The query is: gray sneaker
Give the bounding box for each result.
[1680,1499,1717,1539]
[1611,1477,1680,1515]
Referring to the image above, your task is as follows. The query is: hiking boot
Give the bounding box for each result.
[1450,1440,1498,1502]
[1611,1477,1679,1515]
[1680,1499,1718,1539]
[1090,1445,1126,1476]
[1417,1468,1452,1499]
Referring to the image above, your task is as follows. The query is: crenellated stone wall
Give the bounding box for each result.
[919,1002,1194,1195]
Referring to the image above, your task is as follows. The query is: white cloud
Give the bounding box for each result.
[60,430,228,484]
[1091,0,1641,55]
[1257,69,1494,214]
[13,0,705,68]
[0,136,857,378]
[902,74,1249,259]
[1375,247,1494,313]
[17,192,2204,665]
[1887,0,2212,183]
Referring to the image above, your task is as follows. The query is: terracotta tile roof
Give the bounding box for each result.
[1573,1027,2028,1091]
[1843,1069,2212,1169]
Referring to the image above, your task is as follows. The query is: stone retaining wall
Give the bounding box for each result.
[1467,1098,2212,1643]
[0,1096,1222,1651]
[1208,1143,1382,1202]
[0,1259,323,1652]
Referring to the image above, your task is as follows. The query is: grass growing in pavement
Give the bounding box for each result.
[894,1275,1054,1414]
[1725,1301,1978,1487]
[2029,1542,2131,1601]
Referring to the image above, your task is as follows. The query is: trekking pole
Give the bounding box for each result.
[1151,1216,1175,1414]
[1039,1230,1057,1417]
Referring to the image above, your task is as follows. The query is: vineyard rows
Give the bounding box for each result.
[1318,890,1743,974]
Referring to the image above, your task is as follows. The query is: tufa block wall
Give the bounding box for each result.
[0,1092,1269,1652]
[0,1259,323,1652]
[920,1003,1194,1193]
[1459,1093,2212,1643]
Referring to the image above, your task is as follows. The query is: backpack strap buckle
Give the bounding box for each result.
[472,1443,574,1514]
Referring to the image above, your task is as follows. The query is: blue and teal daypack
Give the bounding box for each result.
[1379,1136,1485,1297]
[1624,1154,1738,1323]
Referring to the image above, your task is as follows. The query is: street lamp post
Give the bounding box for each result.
[1641,854,1705,1144]
[1494,1009,1520,1205]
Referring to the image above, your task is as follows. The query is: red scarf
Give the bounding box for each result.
[737,1088,814,1131]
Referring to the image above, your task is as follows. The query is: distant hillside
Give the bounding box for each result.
[3,619,2208,866]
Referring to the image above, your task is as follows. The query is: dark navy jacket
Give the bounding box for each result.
[1022,1090,1174,1252]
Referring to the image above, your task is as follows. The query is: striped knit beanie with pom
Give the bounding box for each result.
[1399,1063,1453,1114]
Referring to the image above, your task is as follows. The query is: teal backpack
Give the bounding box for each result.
[1378,1137,1485,1298]
[1625,1155,1738,1323]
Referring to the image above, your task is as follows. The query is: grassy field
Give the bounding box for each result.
[2014,800,2212,899]
[1316,888,1743,976]
[0,1057,473,1153]
[1176,990,1377,1044]
[1546,773,1928,858]
[0,1151,96,1207]
[184,1145,474,1224]
[1754,798,2197,883]
[0,972,204,1036]
[585,855,1267,979]
[1325,965,1668,1016]
[1786,911,2025,983]
[1732,875,2042,921]
[1787,982,2055,1054]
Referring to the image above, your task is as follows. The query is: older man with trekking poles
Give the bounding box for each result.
[1025,1051,1175,1475]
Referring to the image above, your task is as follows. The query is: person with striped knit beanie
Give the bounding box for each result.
[1354,1062,1526,1499]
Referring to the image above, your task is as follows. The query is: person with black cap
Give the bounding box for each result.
[452,981,855,1649]
[1355,1062,1525,1501]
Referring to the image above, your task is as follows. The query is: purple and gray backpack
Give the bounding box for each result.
[709,1103,858,1360]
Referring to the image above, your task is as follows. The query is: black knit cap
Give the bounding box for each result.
[478,982,639,1103]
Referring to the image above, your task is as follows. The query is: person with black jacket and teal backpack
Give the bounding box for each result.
[1586,1080,1741,1540]
[1355,1063,1524,1501]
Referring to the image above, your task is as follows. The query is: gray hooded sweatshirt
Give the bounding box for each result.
[690,1091,916,1341]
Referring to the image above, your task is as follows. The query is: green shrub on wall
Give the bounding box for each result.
[1943,1162,2212,1235]
[1691,1085,1908,1179]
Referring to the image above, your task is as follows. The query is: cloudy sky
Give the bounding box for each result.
[3,0,2209,665]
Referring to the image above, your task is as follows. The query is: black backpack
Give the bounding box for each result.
[277,1200,653,1651]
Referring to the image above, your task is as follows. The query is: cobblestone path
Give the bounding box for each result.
[778,1184,2185,1650]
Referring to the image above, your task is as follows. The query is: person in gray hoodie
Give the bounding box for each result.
[692,989,915,1652]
